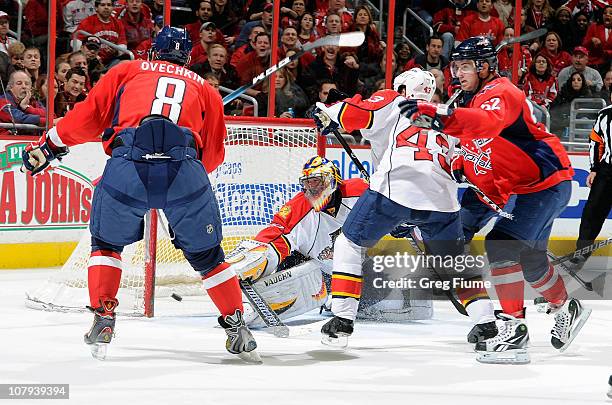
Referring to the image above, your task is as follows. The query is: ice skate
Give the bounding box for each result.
[467,320,498,344]
[218,309,261,364]
[607,375,612,399]
[548,298,592,352]
[321,316,353,348]
[475,314,530,364]
[84,298,118,361]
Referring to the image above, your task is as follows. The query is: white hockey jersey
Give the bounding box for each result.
[316,89,460,212]
[255,178,368,274]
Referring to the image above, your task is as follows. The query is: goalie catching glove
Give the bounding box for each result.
[225,239,279,282]
[21,127,69,176]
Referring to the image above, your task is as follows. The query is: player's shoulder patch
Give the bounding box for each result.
[340,178,369,198]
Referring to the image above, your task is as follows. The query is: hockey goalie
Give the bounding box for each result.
[225,156,434,327]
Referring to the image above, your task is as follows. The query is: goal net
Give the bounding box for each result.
[25,117,320,316]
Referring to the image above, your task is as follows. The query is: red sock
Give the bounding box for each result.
[530,264,568,306]
[490,263,526,318]
[88,250,122,308]
[202,262,243,317]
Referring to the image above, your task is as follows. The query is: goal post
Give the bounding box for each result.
[25,117,322,317]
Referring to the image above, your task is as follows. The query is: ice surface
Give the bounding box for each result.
[2,269,611,405]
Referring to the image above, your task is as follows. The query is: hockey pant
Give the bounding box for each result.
[330,189,488,322]
[87,118,240,316]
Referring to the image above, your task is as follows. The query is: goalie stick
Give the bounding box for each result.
[325,127,468,316]
[222,31,365,105]
[239,279,290,338]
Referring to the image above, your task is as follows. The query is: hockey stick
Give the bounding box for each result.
[239,279,290,338]
[545,251,604,294]
[550,238,612,267]
[326,128,468,316]
[222,31,365,106]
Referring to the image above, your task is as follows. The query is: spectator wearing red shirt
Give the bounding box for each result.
[115,0,153,60]
[315,0,352,34]
[433,0,473,59]
[297,12,318,46]
[190,22,219,66]
[456,0,505,46]
[581,5,612,73]
[76,0,127,65]
[230,24,265,68]
[236,32,271,95]
[539,31,573,76]
[184,0,214,43]
[523,54,559,108]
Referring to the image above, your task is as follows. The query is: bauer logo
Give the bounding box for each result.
[214,183,301,224]
[0,143,93,230]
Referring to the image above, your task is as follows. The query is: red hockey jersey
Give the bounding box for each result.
[523,73,558,107]
[443,77,573,206]
[49,60,227,172]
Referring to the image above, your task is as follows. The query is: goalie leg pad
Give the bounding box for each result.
[243,260,327,327]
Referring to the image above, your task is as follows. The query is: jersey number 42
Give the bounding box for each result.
[396,127,451,174]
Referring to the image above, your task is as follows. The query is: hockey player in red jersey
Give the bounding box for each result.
[21,26,259,362]
[313,69,499,351]
[399,36,591,364]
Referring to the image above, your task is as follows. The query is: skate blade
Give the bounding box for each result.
[476,349,530,365]
[558,307,592,353]
[89,343,108,361]
[607,387,612,399]
[321,333,348,349]
[237,349,263,364]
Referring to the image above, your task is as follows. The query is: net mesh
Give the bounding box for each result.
[25,117,318,316]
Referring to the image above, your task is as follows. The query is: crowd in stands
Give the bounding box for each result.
[0,0,610,138]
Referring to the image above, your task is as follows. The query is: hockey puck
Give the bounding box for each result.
[171,293,183,302]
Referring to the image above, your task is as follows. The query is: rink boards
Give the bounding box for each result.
[0,139,609,268]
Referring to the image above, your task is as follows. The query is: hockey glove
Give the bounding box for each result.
[398,100,453,131]
[21,134,69,176]
[450,150,465,183]
[325,88,349,105]
[313,107,339,136]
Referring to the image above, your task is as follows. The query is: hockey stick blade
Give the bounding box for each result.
[239,279,290,337]
[223,32,365,105]
[495,27,547,52]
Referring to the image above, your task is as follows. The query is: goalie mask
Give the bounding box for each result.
[300,156,342,212]
[393,68,436,101]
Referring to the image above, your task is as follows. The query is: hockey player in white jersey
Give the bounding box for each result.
[226,156,433,326]
[313,68,499,350]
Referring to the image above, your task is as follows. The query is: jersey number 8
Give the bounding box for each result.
[150,77,186,123]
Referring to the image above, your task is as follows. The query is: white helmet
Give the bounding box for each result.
[393,68,436,102]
